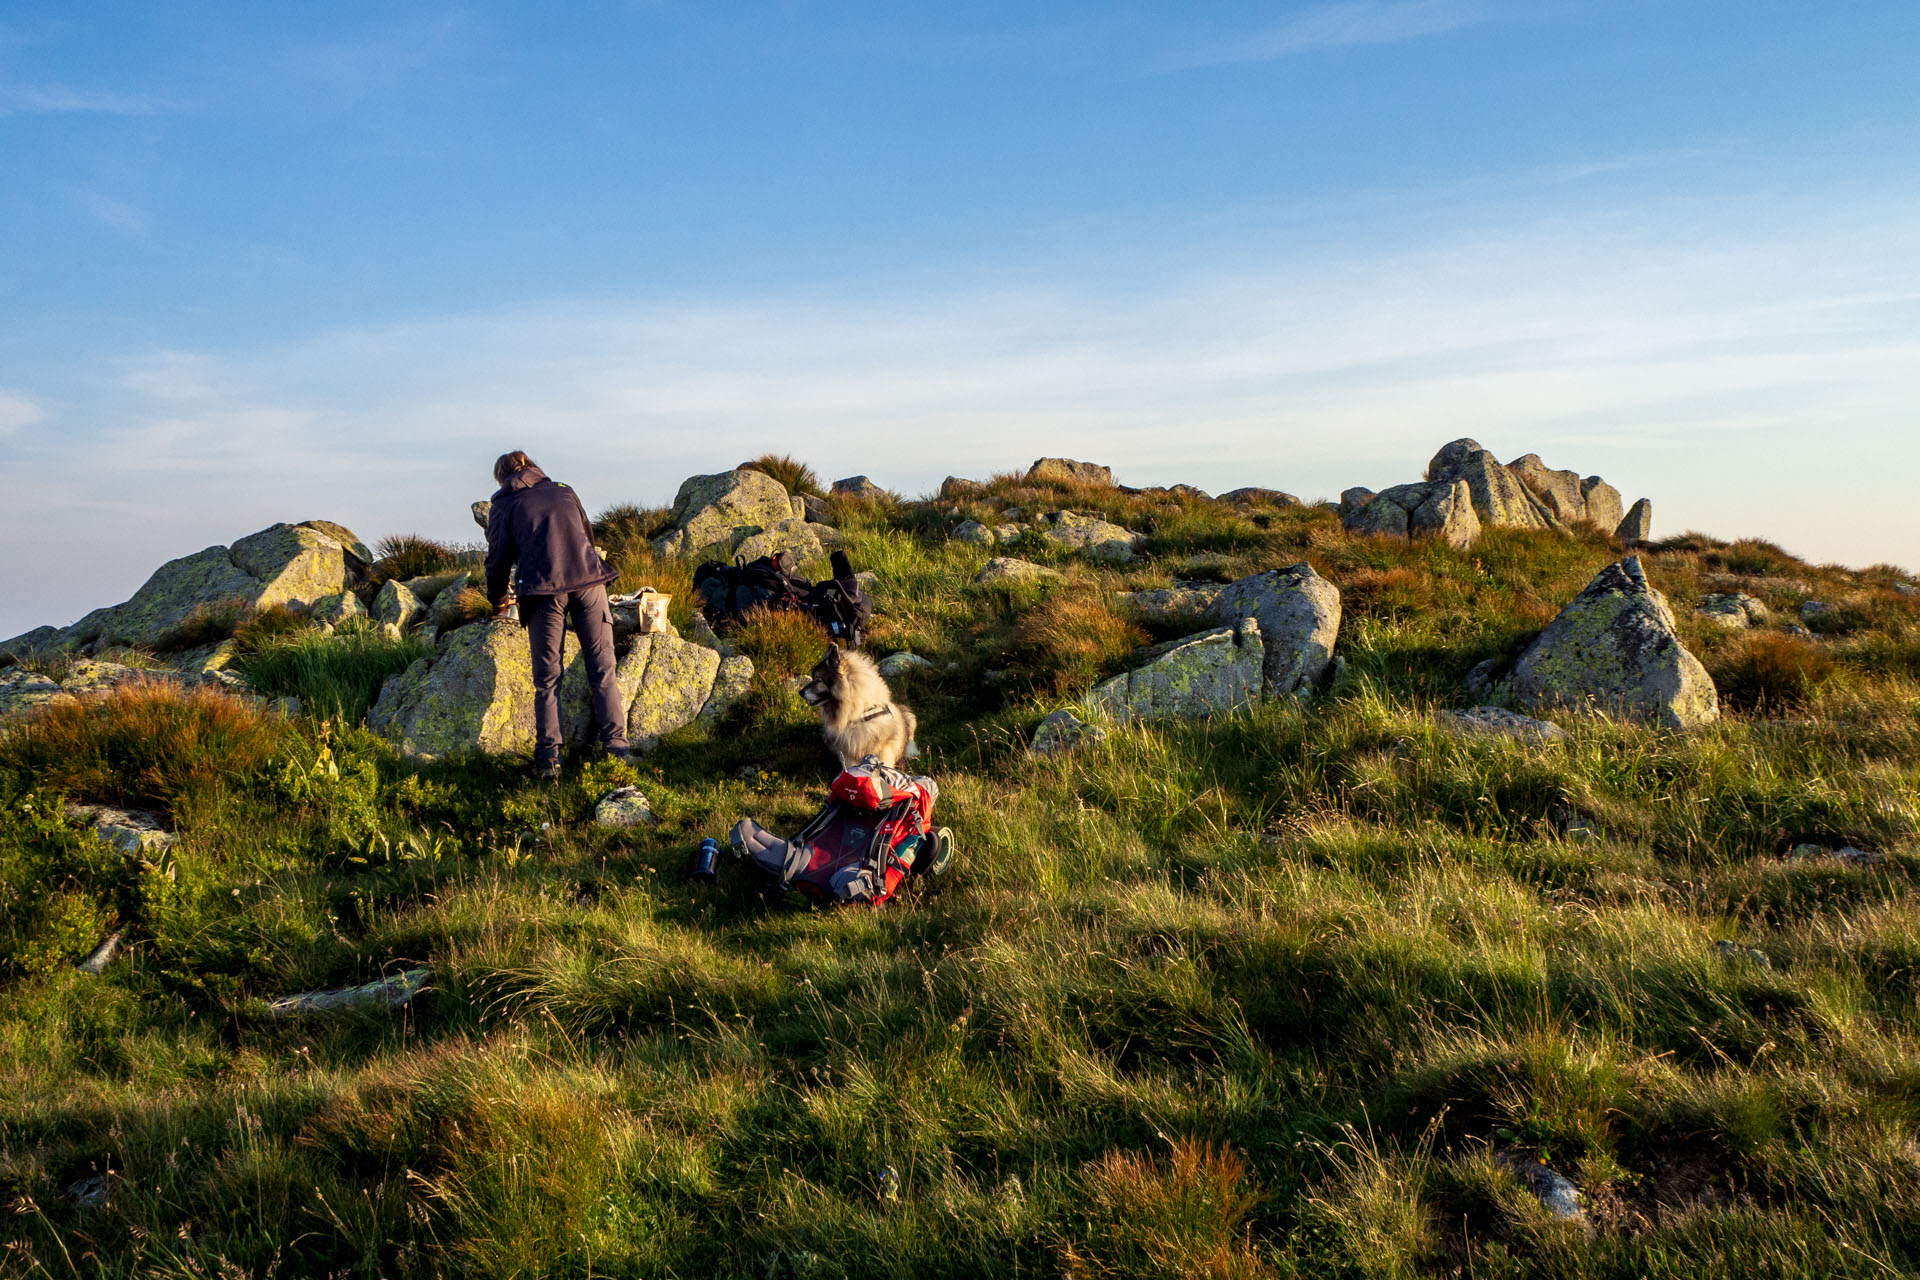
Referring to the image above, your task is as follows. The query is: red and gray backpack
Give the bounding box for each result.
[730,757,953,906]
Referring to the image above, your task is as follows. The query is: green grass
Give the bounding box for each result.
[234,624,434,724]
[1,472,1918,1277]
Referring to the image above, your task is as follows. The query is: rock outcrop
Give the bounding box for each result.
[1219,487,1302,508]
[62,521,368,650]
[593,787,656,828]
[1208,564,1342,698]
[1027,458,1113,487]
[1491,556,1718,729]
[733,517,840,567]
[372,579,424,629]
[651,470,796,559]
[1084,618,1263,722]
[1342,441,1651,548]
[831,475,887,499]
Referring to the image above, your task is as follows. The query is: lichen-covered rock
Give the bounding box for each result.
[297,520,376,573]
[64,803,176,856]
[66,521,364,649]
[1345,485,1415,537]
[0,669,68,718]
[1437,706,1568,744]
[1030,708,1106,756]
[1,625,63,657]
[795,493,834,524]
[1411,478,1482,550]
[429,571,481,631]
[1616,498,1653,541]
[622,631,723,749]
[696,653,755,726]
[953,520,996,547]
[1496,556,1717,729]
[877,651,934,679]
[174,640,237,675]
[1339,487,1377,519]
[1116,584,1224,624]
[471,500,491,530]
[1027,458,1113,487]
[372,579,424,629]
[652,469,796,558]
[1208,564,1341,698]
[973,557,1060,587]
[733,518,840,566]
[1699,593,1768,629]
[60,661,179,695]
[1084,618,1263,722]
[593,787,656,828]
[370,619,583,758]
[310,591,364,628]
[1040,511,1142,563]
[939,476,982,499]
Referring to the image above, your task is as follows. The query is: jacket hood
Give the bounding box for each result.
[494,464,549,497]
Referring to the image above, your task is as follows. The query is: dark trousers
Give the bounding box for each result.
[522,584,627,767]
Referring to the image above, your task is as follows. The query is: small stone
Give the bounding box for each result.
[1800,600,1836,624]
[64,803,176,856]
[939,476,983,499]
[877,651,934,679]
[1835,845,1885,865]
[0,668,69,718]
[309,590,364,628]
[1500,1156,1587,1224]
[594,786,657,828]
[66,1171,121,1209]
[1040,511,1143,563]
[1030,709,1106,756]
[77,930,123,975]
[262,967,432,1018]
[471,500,491,530]
[973,558,1061,587]
[1437,706,1568,744]
[953,519,996,546]
[1698,593,1768,629]
[1219,487,1302,507]
[1714,939,1771,968]
[373,578,424,628]
[1616,497,1654,541]
[1117,584,1225,624]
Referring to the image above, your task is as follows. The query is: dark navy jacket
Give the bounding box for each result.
[484,466,618,605]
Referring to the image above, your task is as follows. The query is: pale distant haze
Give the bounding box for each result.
[4,2,1918,639]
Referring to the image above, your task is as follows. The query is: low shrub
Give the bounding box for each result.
[593,503,674,564]
[234,628,434,724]
[1011,590,1146,694]
[0,796,131,977]
[0,681,289,815]
[739,453,821,497]
[374,533,464,583]
[1710,632,1836,711]
[731,606,828,680]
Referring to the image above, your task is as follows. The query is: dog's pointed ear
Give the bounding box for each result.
[824,643,841,669]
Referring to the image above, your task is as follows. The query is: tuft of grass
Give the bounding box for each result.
[1066,1139,1271,1279]
[1011,588,1146,694]
[730,606,828,679]
[233,627,433,724]
[1710,632,1837,711]
[158,594,253,650]
[0,681,289,816]
[231,603,311,654]
[739,452,821,497]
[374,533,464,583]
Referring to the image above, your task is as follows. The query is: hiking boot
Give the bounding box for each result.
[604,744,632,762]
[531,760,561,783]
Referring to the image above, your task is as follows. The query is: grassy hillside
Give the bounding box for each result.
[3,475,1919,1278]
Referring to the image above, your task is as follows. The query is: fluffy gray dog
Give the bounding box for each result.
[798,644,919,769]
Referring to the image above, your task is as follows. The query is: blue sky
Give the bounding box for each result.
[3,2,1918,636]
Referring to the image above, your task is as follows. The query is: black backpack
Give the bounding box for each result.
[807,551,872,648]
[693,552,813,627]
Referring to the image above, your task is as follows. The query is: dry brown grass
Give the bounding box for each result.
[1065,1139,1271,1279]
[738,453,821,497]
[1709,630,1837,711]
[1012,590,1147,694]
[1,680,289,815]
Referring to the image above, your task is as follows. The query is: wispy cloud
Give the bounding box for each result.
[0,390,41,436]
[1161,0,1496,72]
[0,82,171,115]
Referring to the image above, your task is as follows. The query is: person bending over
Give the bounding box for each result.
[484,450,629,778]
